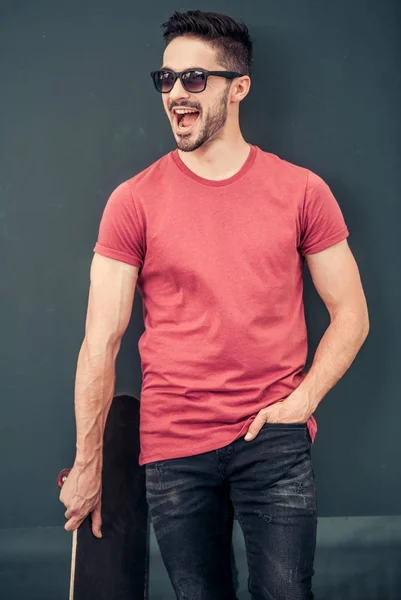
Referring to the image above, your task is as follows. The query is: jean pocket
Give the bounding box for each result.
[262,422,307,430]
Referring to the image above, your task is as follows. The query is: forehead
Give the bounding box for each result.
[162,36,220,71]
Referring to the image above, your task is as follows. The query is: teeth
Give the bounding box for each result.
[174,109,198,114]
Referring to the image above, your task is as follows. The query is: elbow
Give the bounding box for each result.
[354,305,370,348]
[361,309,370,342]
[358,295,370,342]
[331,301,370,344]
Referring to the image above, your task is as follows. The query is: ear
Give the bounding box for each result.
[230,75,251,103]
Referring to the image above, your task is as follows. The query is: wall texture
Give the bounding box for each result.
[1,0,400,529]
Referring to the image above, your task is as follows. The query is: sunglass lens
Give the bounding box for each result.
[182,70,206,93]
[154,71,175,93]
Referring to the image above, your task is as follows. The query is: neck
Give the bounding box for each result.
[177,128,251,181]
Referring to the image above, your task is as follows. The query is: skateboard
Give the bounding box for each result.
[58,394,149,600]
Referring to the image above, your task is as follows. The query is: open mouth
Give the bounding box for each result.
[173,108,200,134]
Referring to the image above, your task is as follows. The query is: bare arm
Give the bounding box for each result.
[74,254,139,471]
[245,239,370,437]
[60,254,139,535]
[295,239,369,411]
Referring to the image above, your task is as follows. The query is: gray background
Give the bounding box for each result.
[1,1,400,598]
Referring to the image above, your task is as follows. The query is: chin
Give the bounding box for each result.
[177,142,200,153]
[175,136,194,152]
[175,134,209,153]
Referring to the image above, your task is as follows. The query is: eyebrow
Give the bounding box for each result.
[160,65,202,71]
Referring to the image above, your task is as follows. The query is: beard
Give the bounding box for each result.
[175,85,230,153]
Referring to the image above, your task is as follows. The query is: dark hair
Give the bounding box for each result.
[161,10,253,76]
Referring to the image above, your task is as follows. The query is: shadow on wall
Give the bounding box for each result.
[313,544,401,600]
[0,518,400,599]
[230,516,401,600]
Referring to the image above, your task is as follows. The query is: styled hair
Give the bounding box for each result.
[161,10,253,76]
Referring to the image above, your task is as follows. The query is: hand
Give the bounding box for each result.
[59,463,103,538]
[244,391,314,441]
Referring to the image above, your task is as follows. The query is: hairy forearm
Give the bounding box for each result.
[73,337,120,470]
[296,308,369,411]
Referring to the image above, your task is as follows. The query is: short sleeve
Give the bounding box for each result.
[299,170,349,256]
[93,182,145,269]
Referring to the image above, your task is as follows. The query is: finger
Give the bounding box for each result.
[244,413,266,441]
[64,518,84,532]
[91,502,102,538]
[64,508,79,521]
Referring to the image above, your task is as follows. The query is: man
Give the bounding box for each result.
[60,10,369,600]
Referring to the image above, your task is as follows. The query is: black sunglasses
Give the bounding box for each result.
[150,68,244,94]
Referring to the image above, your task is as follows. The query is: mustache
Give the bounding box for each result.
[170,101,202,113]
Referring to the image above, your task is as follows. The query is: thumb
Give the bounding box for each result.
[244,414,266,441]
[91,500,102,538]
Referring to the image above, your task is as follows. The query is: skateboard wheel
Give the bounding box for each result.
[57,468,71,489]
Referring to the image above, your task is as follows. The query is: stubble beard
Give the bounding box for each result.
[176,86,230,153]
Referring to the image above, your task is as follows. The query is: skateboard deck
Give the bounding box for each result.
[58,394,149,600]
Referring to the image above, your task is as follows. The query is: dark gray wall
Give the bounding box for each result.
[1,0,400,529]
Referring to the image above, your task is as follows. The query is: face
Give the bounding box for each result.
[158,36,239,152]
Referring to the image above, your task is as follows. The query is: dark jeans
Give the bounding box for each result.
[145,423,317,600]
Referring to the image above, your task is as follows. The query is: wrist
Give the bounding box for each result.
[74,454,102,472]
[292,387,320,415]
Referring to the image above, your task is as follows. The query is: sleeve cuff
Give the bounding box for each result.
[93,243,142,268]
[302,227,349,256]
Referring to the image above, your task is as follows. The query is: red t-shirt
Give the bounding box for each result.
[94,145,349,466]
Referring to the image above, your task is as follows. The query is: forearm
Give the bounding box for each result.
[73,337,120,470]
[296,308,369,411]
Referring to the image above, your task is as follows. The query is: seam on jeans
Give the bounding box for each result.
[155,461,165,490]
[145,461,164,491]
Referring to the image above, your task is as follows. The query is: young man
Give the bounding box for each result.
[60,10,369,600]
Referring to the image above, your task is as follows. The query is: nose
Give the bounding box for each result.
[169,75,190,103]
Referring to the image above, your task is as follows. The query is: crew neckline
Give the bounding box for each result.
[171,144,257,187]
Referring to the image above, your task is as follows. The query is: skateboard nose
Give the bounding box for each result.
[57,468,71,489]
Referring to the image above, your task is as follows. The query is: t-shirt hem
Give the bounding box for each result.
[302,227,349,256]
[140,425,249,466]
[93,243,142,268]
[139,415,318,466]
